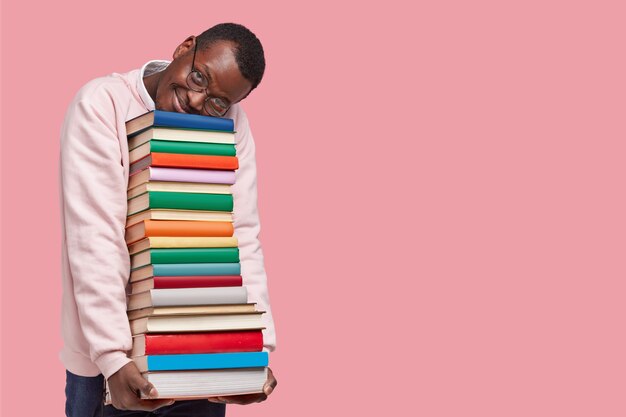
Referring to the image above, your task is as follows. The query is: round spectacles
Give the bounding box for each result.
[186,42,231,117]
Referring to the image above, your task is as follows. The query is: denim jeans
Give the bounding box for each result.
[65,370,226,417]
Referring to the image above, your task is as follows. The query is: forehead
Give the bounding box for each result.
[195,41,252,102]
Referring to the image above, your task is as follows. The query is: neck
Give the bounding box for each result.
[143,71,162,102]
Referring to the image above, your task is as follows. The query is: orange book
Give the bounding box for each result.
[125,220,234,245]
[130,153,239,174]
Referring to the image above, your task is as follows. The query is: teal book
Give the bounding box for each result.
[154,263,241,276]
[134,352,269,372]
[129,140,237,162]
[131,248,240,270]
[128,191,234,215]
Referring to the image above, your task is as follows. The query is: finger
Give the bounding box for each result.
[135,399,176,412]
[207,397,224,403]
[129,373,159,399]
[264,370,277,396]
[214,394,267,405]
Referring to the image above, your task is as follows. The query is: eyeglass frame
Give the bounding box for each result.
[186,41,231,117]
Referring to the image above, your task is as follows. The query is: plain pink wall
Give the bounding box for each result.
[2,1,626,416]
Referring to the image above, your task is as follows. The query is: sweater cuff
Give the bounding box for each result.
[95,351,132,380]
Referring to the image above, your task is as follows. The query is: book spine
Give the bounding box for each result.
[150,286,247,306]
[153,110,235,132]
[144,331,263,355]
[149,192,234,212]
[148,167,236,184]
[149,153,239,170]
[147,248,240,264]
[143,351,268,371]
[144,220,234,237]
[152,275,243,288]
[152,263,241,276]
[150,140,237,157]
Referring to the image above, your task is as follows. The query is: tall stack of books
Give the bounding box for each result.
[118,110,268,400]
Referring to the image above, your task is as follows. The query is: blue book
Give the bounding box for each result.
[135,352,269,372]
[152,263,241,276]
[126,110,235,136]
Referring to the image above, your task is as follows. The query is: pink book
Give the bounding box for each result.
[129,167,236,189]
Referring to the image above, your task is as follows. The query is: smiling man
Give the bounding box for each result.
[60,23,277,417]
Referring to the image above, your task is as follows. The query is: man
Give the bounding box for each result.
[60,23,277,416]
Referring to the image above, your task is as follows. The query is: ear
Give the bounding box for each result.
[172,36,196,60]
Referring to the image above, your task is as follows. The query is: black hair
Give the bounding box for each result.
[196,23,266,94]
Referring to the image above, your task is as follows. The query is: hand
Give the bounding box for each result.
[207,367,277,405]
[107,362,175,411]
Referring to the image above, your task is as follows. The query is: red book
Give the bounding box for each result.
[130,152,239,174]
[131,331,264,356]
[130,275,242,294]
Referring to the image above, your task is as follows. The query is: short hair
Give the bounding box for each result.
[196,23,266,94]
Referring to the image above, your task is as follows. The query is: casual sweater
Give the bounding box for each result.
[59,61,276,380]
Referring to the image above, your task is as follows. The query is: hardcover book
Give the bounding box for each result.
[128,127,236,150]
[131,331,264,356]
[128,167,236,189]
[133,351,268,372]
[127,286,248,310]
[126,110,235,136]
[130,153,239,174]
[125,220,234,245]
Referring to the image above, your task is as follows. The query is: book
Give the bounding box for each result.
[126,210,233,228]
[128,237,239,255]
[130,153,239,174]
[131,331,264,356]
[130,312,265,334]
[128,182,231,200]
[129,167,236,189]
[130,140,236,163]
[125,220,234,245]
[127,286,248,311]
[105,368,268,403]
[130,263,242,282]
[126,110,235,136]
[133,351,268,372]
[127,303,257,321]
[131,275,243,294]
[127,192,234,216]
[131,248,240,270]
[136,368,269,400]
[128,127,236,150]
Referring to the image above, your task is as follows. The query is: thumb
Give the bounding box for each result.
[131,372,159,398]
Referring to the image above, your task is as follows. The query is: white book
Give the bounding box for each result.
[106,368,268,403]
[129,312,265,337]
[127,287,248,311]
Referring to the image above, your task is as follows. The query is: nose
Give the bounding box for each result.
[187,89,207,113]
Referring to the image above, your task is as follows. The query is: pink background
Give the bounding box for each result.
[2,1,626,416]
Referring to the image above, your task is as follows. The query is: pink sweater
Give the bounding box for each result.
[59,62,276,379]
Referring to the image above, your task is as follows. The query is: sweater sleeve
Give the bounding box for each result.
[60,86,132,379]
[231,113,277,352]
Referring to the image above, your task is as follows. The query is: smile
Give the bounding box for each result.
[173,88,191,113]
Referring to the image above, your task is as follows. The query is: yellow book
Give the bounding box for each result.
[128,236,239,255]
[128,182,231,199]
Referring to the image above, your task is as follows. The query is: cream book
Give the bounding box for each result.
[127,287,248,311]
[128,127,236,150]
[128,182,231,199]
[129,312,266,335]
[126,210,233,228]
[127,303,257,321]
[128,237,239,255]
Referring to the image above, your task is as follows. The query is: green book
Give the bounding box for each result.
[128,191,234,215]
[129,140,237,162]
[131,248,240,270]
